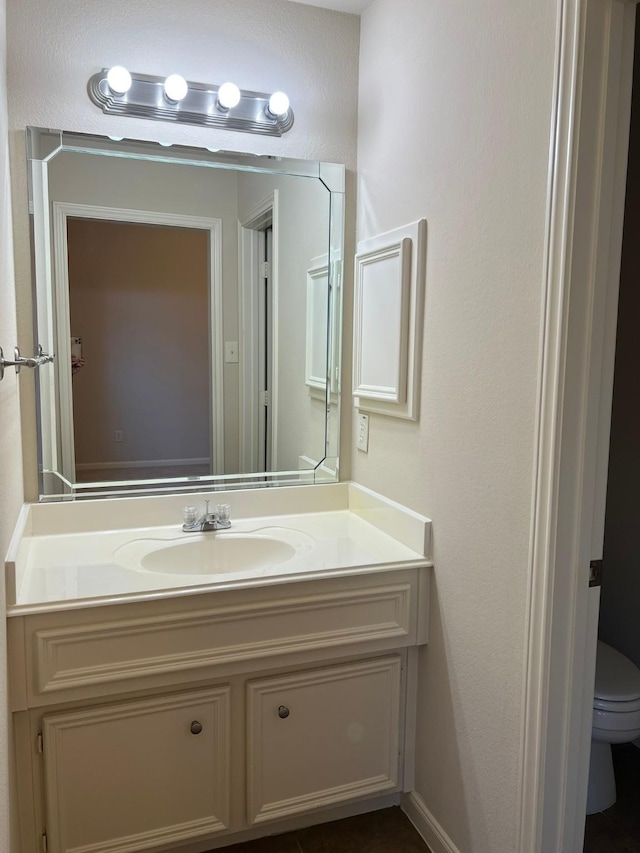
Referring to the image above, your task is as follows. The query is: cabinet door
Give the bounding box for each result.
[42,687,230,853]
[247,656,402,824]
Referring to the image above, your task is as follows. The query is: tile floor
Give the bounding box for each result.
[212,808,431,853]
[584,744,640,852]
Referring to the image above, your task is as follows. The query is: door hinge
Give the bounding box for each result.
[260,390,269,407]
[261,261,270,279]
[36,732,43,754]
[41,831,48,853]
[589,559,603,588]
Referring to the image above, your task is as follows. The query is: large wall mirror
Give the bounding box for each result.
[27,128,344,500]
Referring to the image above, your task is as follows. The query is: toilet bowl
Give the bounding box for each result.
[587,641,640,814]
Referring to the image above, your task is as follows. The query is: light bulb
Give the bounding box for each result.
[267,91,290,117]
[106,66,132,96]
[164,74,188,103]
[217,82,241,110]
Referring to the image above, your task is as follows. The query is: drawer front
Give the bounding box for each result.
[246,656,402,824]
[25,574,420,704]
[42,687,230,853]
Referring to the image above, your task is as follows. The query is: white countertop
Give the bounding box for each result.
[5,482,432,614]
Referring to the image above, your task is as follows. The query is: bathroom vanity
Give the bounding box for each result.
[7,125,434,853]
[6,482,432,853]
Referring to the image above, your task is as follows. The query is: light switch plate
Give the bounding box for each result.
[357,413,369,452]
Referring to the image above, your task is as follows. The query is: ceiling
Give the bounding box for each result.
[285,0,372,14]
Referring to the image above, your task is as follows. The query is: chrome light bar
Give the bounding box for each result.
[88,69,294,137]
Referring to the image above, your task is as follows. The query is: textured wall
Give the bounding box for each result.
[0,0,24,847]
[7,0,359,498]
[355,1,556,850]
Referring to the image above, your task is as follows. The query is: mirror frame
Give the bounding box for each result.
[27,127,345,500]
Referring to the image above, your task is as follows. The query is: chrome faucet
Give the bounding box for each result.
[182,500,231,532]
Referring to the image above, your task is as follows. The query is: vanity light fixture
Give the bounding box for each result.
[89,68,294,136]
[163,74,188,103]
[267,91,290,118]
[106,65,132,96]
[217,82,241,110]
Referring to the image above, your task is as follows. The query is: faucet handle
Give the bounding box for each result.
[216,504,231,529]
[182,505,199,527]
[216,503,231,523]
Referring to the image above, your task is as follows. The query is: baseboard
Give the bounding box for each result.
[402,792,461,853]
[76,457,210,471]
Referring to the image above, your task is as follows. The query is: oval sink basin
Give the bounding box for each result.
[139,535,296,575]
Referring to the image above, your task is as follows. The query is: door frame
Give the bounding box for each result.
[238,191,280,473]
[52,202,224,481]
[518,1,638,850]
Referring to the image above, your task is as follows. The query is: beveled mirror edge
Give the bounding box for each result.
[27,127,345,502]
[27,127,346,189]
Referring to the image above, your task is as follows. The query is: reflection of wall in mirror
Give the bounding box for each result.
[67,218,210,480]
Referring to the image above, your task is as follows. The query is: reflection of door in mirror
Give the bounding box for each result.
[67,217,212,483]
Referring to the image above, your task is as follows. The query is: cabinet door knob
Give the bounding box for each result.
[190,720,203,735]
[278,705,290,719]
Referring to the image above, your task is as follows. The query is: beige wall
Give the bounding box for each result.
[355,1,556,850]
[7,0,360,499]
[0,0,23,847]
[68,219,210,469]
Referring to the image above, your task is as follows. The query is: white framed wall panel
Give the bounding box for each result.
[353,220,427,420]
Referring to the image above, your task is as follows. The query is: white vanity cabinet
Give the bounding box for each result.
[40,687,231,853]
[10,566,429,853]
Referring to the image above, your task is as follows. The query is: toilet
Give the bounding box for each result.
[587,640,640,814]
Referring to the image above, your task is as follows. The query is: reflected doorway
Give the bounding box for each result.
[67,218,211,482]
[52,203,225,485]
